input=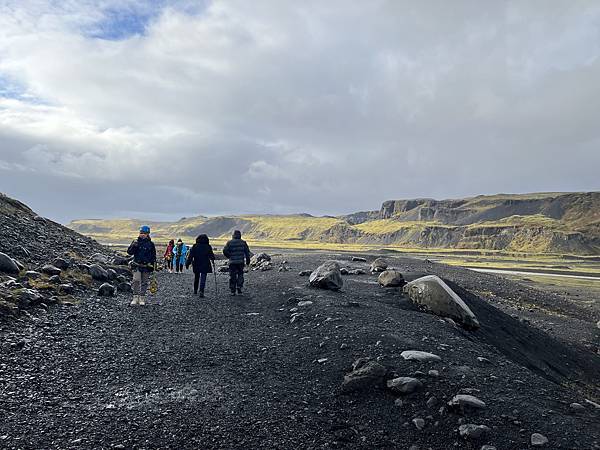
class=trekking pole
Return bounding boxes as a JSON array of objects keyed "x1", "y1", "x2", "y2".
[{"x1": 212, "y1": 261, "x2": 219, "y2": 299}]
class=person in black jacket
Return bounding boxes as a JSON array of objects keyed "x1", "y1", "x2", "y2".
[
  {"x1": 222, "y1": 230, "x2": 251, "y2": 296},
  {"x1": 127, "y1": 225, "x2": 157, "y2": 306},
  {"x1": 186, "y1": 234, "x2": 215, "y2": 297}
]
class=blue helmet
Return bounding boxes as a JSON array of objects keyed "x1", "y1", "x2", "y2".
[{"x1": 139, "y1": 225, "x2": 151, "y2": 234}]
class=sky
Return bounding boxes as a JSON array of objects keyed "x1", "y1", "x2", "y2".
[{"x1": 0, "y1": 1, "x2": 599, "y2": 223}]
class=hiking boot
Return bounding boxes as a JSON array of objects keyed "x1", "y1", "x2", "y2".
[
  {"x1": 199, "y1": 291, "x2": 205, "y2": 298},
  {"x1": 130, "y1": 295, "x2": 139, "y2": 306},
  {"x1": 138, "y1": 296, "x2": 146, "y2": 306},
  {"x1": 237, "y1": 288, "x2": 243, "y2": 296},
  {"x1": 230, "y1": 291, "x2": 236, "y2": 296}
]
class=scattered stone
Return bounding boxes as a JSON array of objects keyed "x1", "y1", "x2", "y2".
[
  {"x1": 297, "y1": 300, "x2": 313, "y2": 307},
  {"x1": 370, "y1": 258, "x2": 388, "y2": 273},
  {"x1": 349, "y1": 269, "x2": 366, "y2": 275},
  {"x1": 91, "y1": 253, "x2": 109, "y2": 264},
  {"x1": 426, "y1": 396, "x2": 438, "y2": 408},
  {"x1": 59, "y1": 284, "x2": 74, "y2": 294},
  {"x1": 531, "y1": 433, "x2": 548, "y2": 446},
  {"x1": 41, "y1": 265, "x2": 61, "y2": 276},
  {"x1": 386, "y1": 377, "x2": 423, "y2": 394},
  {"x1": 448, "y1": 394, "x2": 486, "y2": 412},
  {"x1": 250, "y1": 253, "x2": 271, "y2": 267},
  {"x1": 459, "y1": 424, "x2": 490, "y2": 439},
  {"x1": 569, "y1": 402, "x2": 585, "y2": 413},
  {"x1": 477, "y1": 357, "x2": 491, "y2": 364},
  {"x1": 403, "y1": 275, "x2": 480, "y2": 330},
  {"x1": 378, "y1": 270, "x2": 406, "y2": 287},
  {"x1": 89, "y1": 264, "x2": 109, "y2": 282},
  {"x1": 428, "y1": 370, "x2": 439, "y2": 377},
  {"x1": 23, "y1": 271, "x2": 41, "y2": 279},
  {"x1": 340, "y1": 267, "x2": 349, "y2": 275},
  {"x1": 53, "y1": 258, "x2": 70, "y2": 270},
  {"x1": 298, "y1": 270, "x2": 311, "y2": 276},
  {"x1": 401, "y1": 350, "x2": 442, "y2": 362},
  {"x1": 480, "y1": 446, "x2": 497, "y2": 450},
  {"x1": 98, "y1": 283, "x2": 115, "y2": 297},
  {"x1": 309, "y1": 261, "x2": 343, "y2": 291},
  {"x1": 412, "y1": 418, "x2": 425, "y2": 430},
  {"x1": 351, "y1": 256, "x2": 367, "y2": 262},
  {"x1": 341, "y1": 360, "x2": 386, "y2": 393},
  {"x1": 394, "y1": 398, "x2": 403, "y2": 407},
  {"x1": 48, "y1": 275, "x2": 61, "y2": 284}
]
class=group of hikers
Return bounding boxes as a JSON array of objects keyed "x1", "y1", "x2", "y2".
[{"x1": 126, "y1": 225, "x2": 251, "y2": 306}]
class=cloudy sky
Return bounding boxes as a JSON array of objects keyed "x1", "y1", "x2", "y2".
[{"x1": 1, "y1": 1, "x2": 599, "y2": 223}]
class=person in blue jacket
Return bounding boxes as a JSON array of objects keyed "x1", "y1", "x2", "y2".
[{"x1": 172, "y1": 239, "x2": 187, "y2": 273}]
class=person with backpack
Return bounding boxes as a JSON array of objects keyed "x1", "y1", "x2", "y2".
[
  {"x1": 164, "y1": 239, "x2": 175, "y2": 273},
  {"x1": 222, "y1": 230, "x2": 251, "y2": 296},
  {"x1": 186, "y1": 234, "x2": 215, "y2": 297},
  {"x1": 172, "y1": 239, "x2": 187, "y2": 273},
  {"x1": 127, "y1": 225, "x2": 157, "y2": 306}
]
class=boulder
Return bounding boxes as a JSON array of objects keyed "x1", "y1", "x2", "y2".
[
  {"x1": 89, "y1": 264, "x2": 109, "y2": 281},
  {"x1": 309, "y1": 261, "x2": 343, "y2": 291},
  {"x1": 0, "y1": 252, "x2": 20, "y2": 275},
  {"x1": 17, "y1": 288, "x2": 43, "y2": 308},
  {"x1": 386, "y1": 377, "x2": 423, "y2": 394},
  {"x1": 48, "y1": 275, "x2": 61, "y2": 284},
  {"x1": 112, "y1": 255, "x2": 129, "y2": 266},
  {"x1": 459, "y1": 424, "x2": 490, "y2": 439},
  {"x1": 117, "y1": 282, "x2": 132, "y2": 293},
  {"x1": 370, "y1": 258, "x2": 388, "y2": 272},
  {"x1": 341, "y1": 360, "x2": 387, "y2": 393},
  {"x1": 91, "y1": 253, "x2": 109, "y2": 264},
  {"x1": 98, "y1": 283, "x2": 115, "y2": 297},
  {"x1": 403, "y1": 275, "x2": 480, "y2": 330},
  {"x1": 340, "y1": 267, "x2": 349, "y2": 275},
  {"x1": 53, "y1": 258, "x2": 70, "y2": 270},
  {"x1": 106, "y1": 268, "x2": 118, "y2": 281},
  {"x1": 250, "y1": 253, "x2": 271, "y2": 266},
  {"x1": 41, "y1": 265, "x2": 61, "y2": 276},
  {"x1": 378, "y1": 270, "x2": 405, "y2": 287},
  {"x1": 401, "y1": 350, "x2": 442, "y2": 362}
]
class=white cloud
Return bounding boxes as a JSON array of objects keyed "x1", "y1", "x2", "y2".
[{"x1": 0, "y1": 0, "x2": 599, "y2": 222}]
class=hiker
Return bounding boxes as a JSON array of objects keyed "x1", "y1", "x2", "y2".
[
  {"x1": 164, "y1": 239, "x2": 175, "y2": 273},
  {"x1": 127, "y1": 225, "x2": 157, "y2": 306},
  {"x1": 173, "y1": 239, "x2": 187, "y2": 273},
  {"x1": 222, "y1": 230, "x2": 251, "y2": 296},
  {"x1": 186, "y1": 234, "x2": 215, "y2": 297}
]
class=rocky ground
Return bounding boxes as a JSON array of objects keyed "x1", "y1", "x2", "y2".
[{"x1": 1, "y1": 249, "x2": 599, "y2": 449}]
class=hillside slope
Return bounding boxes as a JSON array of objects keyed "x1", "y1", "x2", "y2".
[{"x1": 69, "y1": 192, "x2": 600, "y2": 255}]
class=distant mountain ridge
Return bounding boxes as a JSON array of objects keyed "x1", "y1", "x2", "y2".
[{"x1": 68, "y1": 192, "x2": 600, "y2": 255}]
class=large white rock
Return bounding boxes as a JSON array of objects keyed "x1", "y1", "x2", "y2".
[
  {"x1": 401, "y1": 350, "x2": 442, "y2": 362},
  {"x1": 309, "y1": 261, "x2": 343, "y2": 290},
  {"x1": 403, "y1": 275, "x2": 480, "y2": 330}
]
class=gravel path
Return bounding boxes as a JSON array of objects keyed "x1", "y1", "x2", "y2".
[{"x1": 1, "y1": 253, "x2": 599, "y2": 449}]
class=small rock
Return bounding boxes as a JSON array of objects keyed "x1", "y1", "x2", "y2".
[
  {"x1": 531, "y1": 433, "x2": 548, "y2": 446},
  {"x1": 341, "y1": 360, "x2": 386, "y2": 393},
  {"x1": 41, "y1": 265, "x2": 61, "y2": 276},
  {"x1": 569, "y1": 402, "x2": 585, "y2": 413},
  {"x1": 426, "y1": 396, "x2": 438, "y2": 408},
  {"x1": 98, "y1": 283, "x2": 115, "y2": 297},
  {"x1": 351, "y1": 256, "x2": 366, "y2": 262},
  {"x1": 459, "y1": 424, "x2": 490, "y2": 439},
  {"x1": 480, "y1": 446, "x2": 497, "y2": 450},
  {"x1": 340, "y1": 267, "x2": 349, "y2": 275},
  {"x1": 298, "y1": 270, "x2": 312, "y2": 276},
  {"x1": 448, "y1": 394, "x2": 486, "y2": 411},
  {"x1": 428, "y1": 370, "x2": 439, "y2": 377},
  {"x1": 24, "y1": 271, "x2": 41, "y2": 279},
  {"x1": 59, "y1": 284, "x2": 74, "y2": 294},
  {"x1": 53, "y1": 258, "x2": 70, "y2": 270},
  {"x1": 117, "y1": 282, "x2": 132, "y2": 293},
  {"x1": 412, "y1": 418, "x2": 425, "y2": 430},
  {"x1": 401, "y1": 350, "x2": 442, "y2": 362},
  {"x1": 297, "y1": 300, "x2": 313, "y2": 307},
  {"x1": 386, "y1": 377, "x2": 423, "y2": 394},
  {"x1": 309, "y1": 261, "x2": 343, "y2": 290},
  {"x1": 48, "y1": 275, "x2": 61, "y2": 284},
  {"x1": 106, "y1": 268, "x2": 118, "y2": 281}
]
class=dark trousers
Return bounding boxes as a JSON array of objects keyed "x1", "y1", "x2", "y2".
[
  {"x1": 194, "y1": 272, "x2": 207, "y2": 294},
  {"x1": 165, "y1": 258, "x2": 173, "y2": 270},
  {"x1": 176, "y1": 261, "x2": 183, "y2": 273},
  {"x1": 229, "y1": 263, "x2": 244, "y2": 292}
]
